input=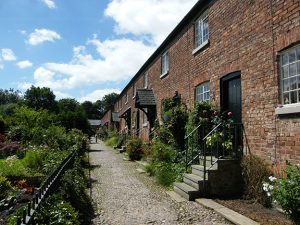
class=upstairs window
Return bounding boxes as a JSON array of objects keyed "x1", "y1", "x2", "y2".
[
  {"x1": 133, "y1": 84, "x2": 136, "y2": 98},
  {"x1": 161, "y1": 51, "x2": 169, "y2": 77},
  {"x1": 125, "y1": 93, "x2": 128, "y2": 104},
  {"x1": 144, "y1": 72, "x2": 148, "y2": 88},
  {"x1": 281, "y1": 45, "x2": 300, "y2": 105},
  {"x1": 194, "y1": 10, "x2": 209, "y2": 51},
  {"x1": 195, "y1": 81, "x2": 210, "y2": 102}
]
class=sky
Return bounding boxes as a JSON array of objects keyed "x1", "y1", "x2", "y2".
[{"x1": 0, "y1": 0, "x2": 197, "y2": 102}]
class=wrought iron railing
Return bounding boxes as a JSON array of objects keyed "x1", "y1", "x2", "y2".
[
  {"x1": 185, "y1": 123, "x2": 246, "y2": 173},
  {"x1": 16, "y1": 151, "x2": 76, "y2": 225}
]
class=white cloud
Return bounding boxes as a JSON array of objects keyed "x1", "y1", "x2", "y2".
[
  {"x1": 54, "y1": 91, "x2": 72, "y2": 100},
  {"x1": 2, "y1": 48, "x2": 17, "y2": 61},
  {"x1": 18, "y1": 82, "x2": 32, "y2": 90},
  {"x1": 79, "y1": 89, "x2": 121, "y2": 103},
  {"x1": 17, "y1": 60, "x2": 33, "y2": 69},
  {"x1": 27, "y1": 29, "x2": 61, "y2": 46},
  {"x1": 105, "y1": 0, "x2": 198, "y2": 45},
  {"x1": 29, "y1": 38, "x2": 154, "y2": 91},
  {"x1": 41, "y1": 0, "x2": 56, "y2": 9}
]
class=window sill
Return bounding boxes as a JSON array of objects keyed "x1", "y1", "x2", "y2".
[
  {"x1": 192, "y1": 40, "x2": 209, "y2": 55},
  {"x1": 143, "y1": 123, "x2": 148, "y2": 127},
  {"x1": 160, "y1": 71, "x2": 169, "y2": 79},
  {"x1": 275, "y1": 104, "x2": 300, "y2": 115}
]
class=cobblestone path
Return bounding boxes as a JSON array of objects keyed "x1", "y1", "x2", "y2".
[{"x1": 89, "y1": 140, "x2": 232, "y2": 225}]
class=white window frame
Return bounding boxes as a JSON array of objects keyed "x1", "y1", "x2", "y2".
[
  {"x1": 125, "y1": 93, "x2": 128, "y2": 104},
  {"x1": 193, "y1": 10, "x2": 209, "y2": 55},
  {"x1": 195, "y1": 81, "x2": 210, "y2": 103},
  {"x1": 144, "y1": 72, "x2": 148, "y2": 88},
  {"x1": 160, "y1": 51, "x2": 169, "y2": 78},
  {"x1": 276, "y1": 44, "x2": 300, "y2": 114},
  {"x1": 132, "y1": 84, "x2": 136, "y2": 99}
]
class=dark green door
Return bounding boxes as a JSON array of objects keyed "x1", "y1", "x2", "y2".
[{"x1": 221, "y1": 72, "x2": 242, "y2": 123}]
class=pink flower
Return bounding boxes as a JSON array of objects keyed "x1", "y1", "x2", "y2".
[{"x1": 227, "y1": 111, "x2": 233, "y2": 117}]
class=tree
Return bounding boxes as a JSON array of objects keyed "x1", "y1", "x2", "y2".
[
  {"x1": 102, "y1": 93, "x2": 119, "y2": 112},
  {"x1": 24, "y1": 86, "x2": 57, "y2": 112},
  {"x1": 58, "y1": 98, "x2": 80, "y2": 112},
  {"x1": 0, "y1": 88, "x2": 22, "y2": 105}
]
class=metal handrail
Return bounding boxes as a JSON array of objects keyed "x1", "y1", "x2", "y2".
[
  {"x1": 184, "y1": 123, "x2": 202, "y2": 139},
  {"x1": 202, "y1": 123, "x2": 222, "y2": 141},
  {"x1": 17, "y1": 151, "x2": 76, "y2": 225}
]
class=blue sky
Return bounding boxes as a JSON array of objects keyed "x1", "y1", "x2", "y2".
[{"x1": 0, "y1": 0, "x2": 197, "y2": 102}]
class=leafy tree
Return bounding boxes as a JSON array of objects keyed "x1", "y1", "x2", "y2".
[
  {"x1": 0, "y1": 88, "x2": 22, "y2": 105},
  {"x1": 58, "y1": 98, "x2": 80, "y2": 112},
  {"x1": 102, "y1": 93, "x2": 119, "y2": 111},
  {"x1": 24, "y1": 86, "x2": 57, "y2": 112}
]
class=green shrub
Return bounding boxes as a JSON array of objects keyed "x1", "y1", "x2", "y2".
[
  {"x1": 241, "y1": 155, "x2": 272, "y2": 207},
  {"x1": 59, "y1": 158, "x2": 94, "y2": 225},
  {"x1": 126, "y1": 138, "x2": 144, "y2": 161},
  {"x1": 150, "y1": 140, "x2": 175, "y2": 163},
  {"x1": 0, "y1": 176, "x2": 12, "y2": 199},
  {"x1": 0, "y1": 158, "x2": 28, "y2": 177},
  {"x1": 22, "y1": 150, "x2": 44, "y2": 172},
  {"x1": 105, "y1": 136, "x2": 119, "y2": 147},
  {"x1": 34, "y1": 195, "x2": 79, "y2": 225},
  {"x1": 272, "y1": 163, "x2": 300, "y2": 224},
  {"x1": 155, "y1": 162, "x2": 185, "y2": 187}
]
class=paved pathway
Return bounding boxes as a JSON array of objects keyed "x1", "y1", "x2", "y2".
[{"x1": 89, "y1": 140, "x2": 232, "y2": 225}]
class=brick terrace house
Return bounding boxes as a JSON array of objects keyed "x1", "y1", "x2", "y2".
[{"x1": 101, "y1": 0, "x2": 300, "y2": 164}]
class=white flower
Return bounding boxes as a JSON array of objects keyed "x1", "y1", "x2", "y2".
[
  {"x1": 267, "y1": 192, "x2": 271, "y2": 197},
  {"x1": 269, "y1": 176, "x2": 277, "y2": 182}
]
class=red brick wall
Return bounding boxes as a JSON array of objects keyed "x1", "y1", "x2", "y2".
[{"x1": 105, "y1": 0, "x2": 300, "y2": 163}]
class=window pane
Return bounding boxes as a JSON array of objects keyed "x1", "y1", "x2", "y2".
[
  {"x1": 283, "y1": 65, "x2": 289, "y2": 78},
  {"x1": 283, "y1": 79, "x2": 289, "y2": 92},
  {"x1": 290, "y1": 77, "x2": 297, "y2": 90},
  {"x1": 291, "y1": 91, "x2": 297, "y2": 103},
  {"x1": 289, "y1": 63, "x2": 297, "y2": 77},
  {"x1": 282, "y1": 53, "x2": 289, "y2": 65},
  {"x1": 289, "y1": 51, "x2": 296, "y2": 63},
  {"x1": 297, "y1": 48, "x2": 300, "y2": 60},
  {"x1": 297, "y1": 62, "x2": 300, "y2": 75},
  {"x1": 283, "y1": 93, "x2": 289, "y2": 104},
  {"x1": 297, "y1": 76, "x2": 300, "y2": 89}
]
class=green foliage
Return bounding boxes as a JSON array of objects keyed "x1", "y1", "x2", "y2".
[
  {"x1": 34, "y1": 195, "x2": 79, "y2": 225},
  {"x1": 24, "y1": 86, "x2": 57, "y2": 112},
  {"x1": 272, "y1": 163, "x2": 300, "y2": 224},
  {"x1": 0, "y1": 157, "x2": 28, "y2": 177},
  {"x1": 150, "y1": 139, "x2": 176, "y2": 163},
  {"x1": 161, "y1": 96, "x2": 188, "y2": 151},
  {"x1": 126, "y1": 138, "x2": 144, "y2": 160},
  {"x1": 60, "y1": 158, "x2": 94, "y2": 225},
  {"x1": 0, "y1": 88, "x2": 22, "y2": 105},
  {"x1": 0, "y1": 176, "x2": 12, "y2": 199},
  {"x1": 241, "y1": 155, "x2": 272, "y2": 207},
  {"x1": 151, "y1": 161, "x2": 185, "y2": 187},
  {"x1": 102, "y1": 92, "x2": 119, "y2": 111},
  {"x1": 105, "y1": 130, "x2": 120, "y2": 147}
]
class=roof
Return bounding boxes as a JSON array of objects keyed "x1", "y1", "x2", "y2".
[
  {"x1": 135, "y1": 89, "x2": 156, "y2": 107},
  {"x1": 118, "y1": 0, "x2": 207, "y2": 97},
  {"x1": 112, "y1": 112, "x2": 120, "y2": 122},
  {"x1": 88, "y1": 119, "x2": 101, "y2": 126}
]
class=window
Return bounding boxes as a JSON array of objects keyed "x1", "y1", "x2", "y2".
[
  {"x1": 194, "y1": 10, "x2": 209, "y2": 52},
  {"x1": 125, "y1": 93, "x2": 128, "y2": 104},
  {"x1": 161, "y1": 51, "x2": 169, "y2": 77},
  {"x1": 281, "y1": 45, "x2": 300, "y2": 105},
  {"x1": 195, "y1": 82, "x2": 210, "y2": 102},
  {"x1": 133, "y1": 84, "x2": 136, "y2": 98},
  {"x1": 143, "y1": 109, "x2": 148, "y2": 126},
  {"x1": 144, "y1": 72, "x2": 148, "y2": 88}
]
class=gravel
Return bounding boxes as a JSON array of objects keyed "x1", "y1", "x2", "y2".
[{"x1": 89, "y1": 141, "x2": 232, "y2": 225}]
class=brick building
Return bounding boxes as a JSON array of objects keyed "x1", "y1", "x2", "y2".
[{"x1": 101, "y1": 0, "x2": 300, "y2": 164}]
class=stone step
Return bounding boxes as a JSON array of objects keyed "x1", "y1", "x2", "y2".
[
  {"x1": 183, "y1": 173, "x2": 203, "y2": 189},
  {"x1": 173, "y1": 182, "x2": 202, "y2": 201},
  {"x1": 191, "y1": 164, "x2": 218, "y2": 177}
]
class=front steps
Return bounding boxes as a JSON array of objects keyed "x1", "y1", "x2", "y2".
[{"x1": 174, "y1": 159, "x2": 242, "y2": 201}]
